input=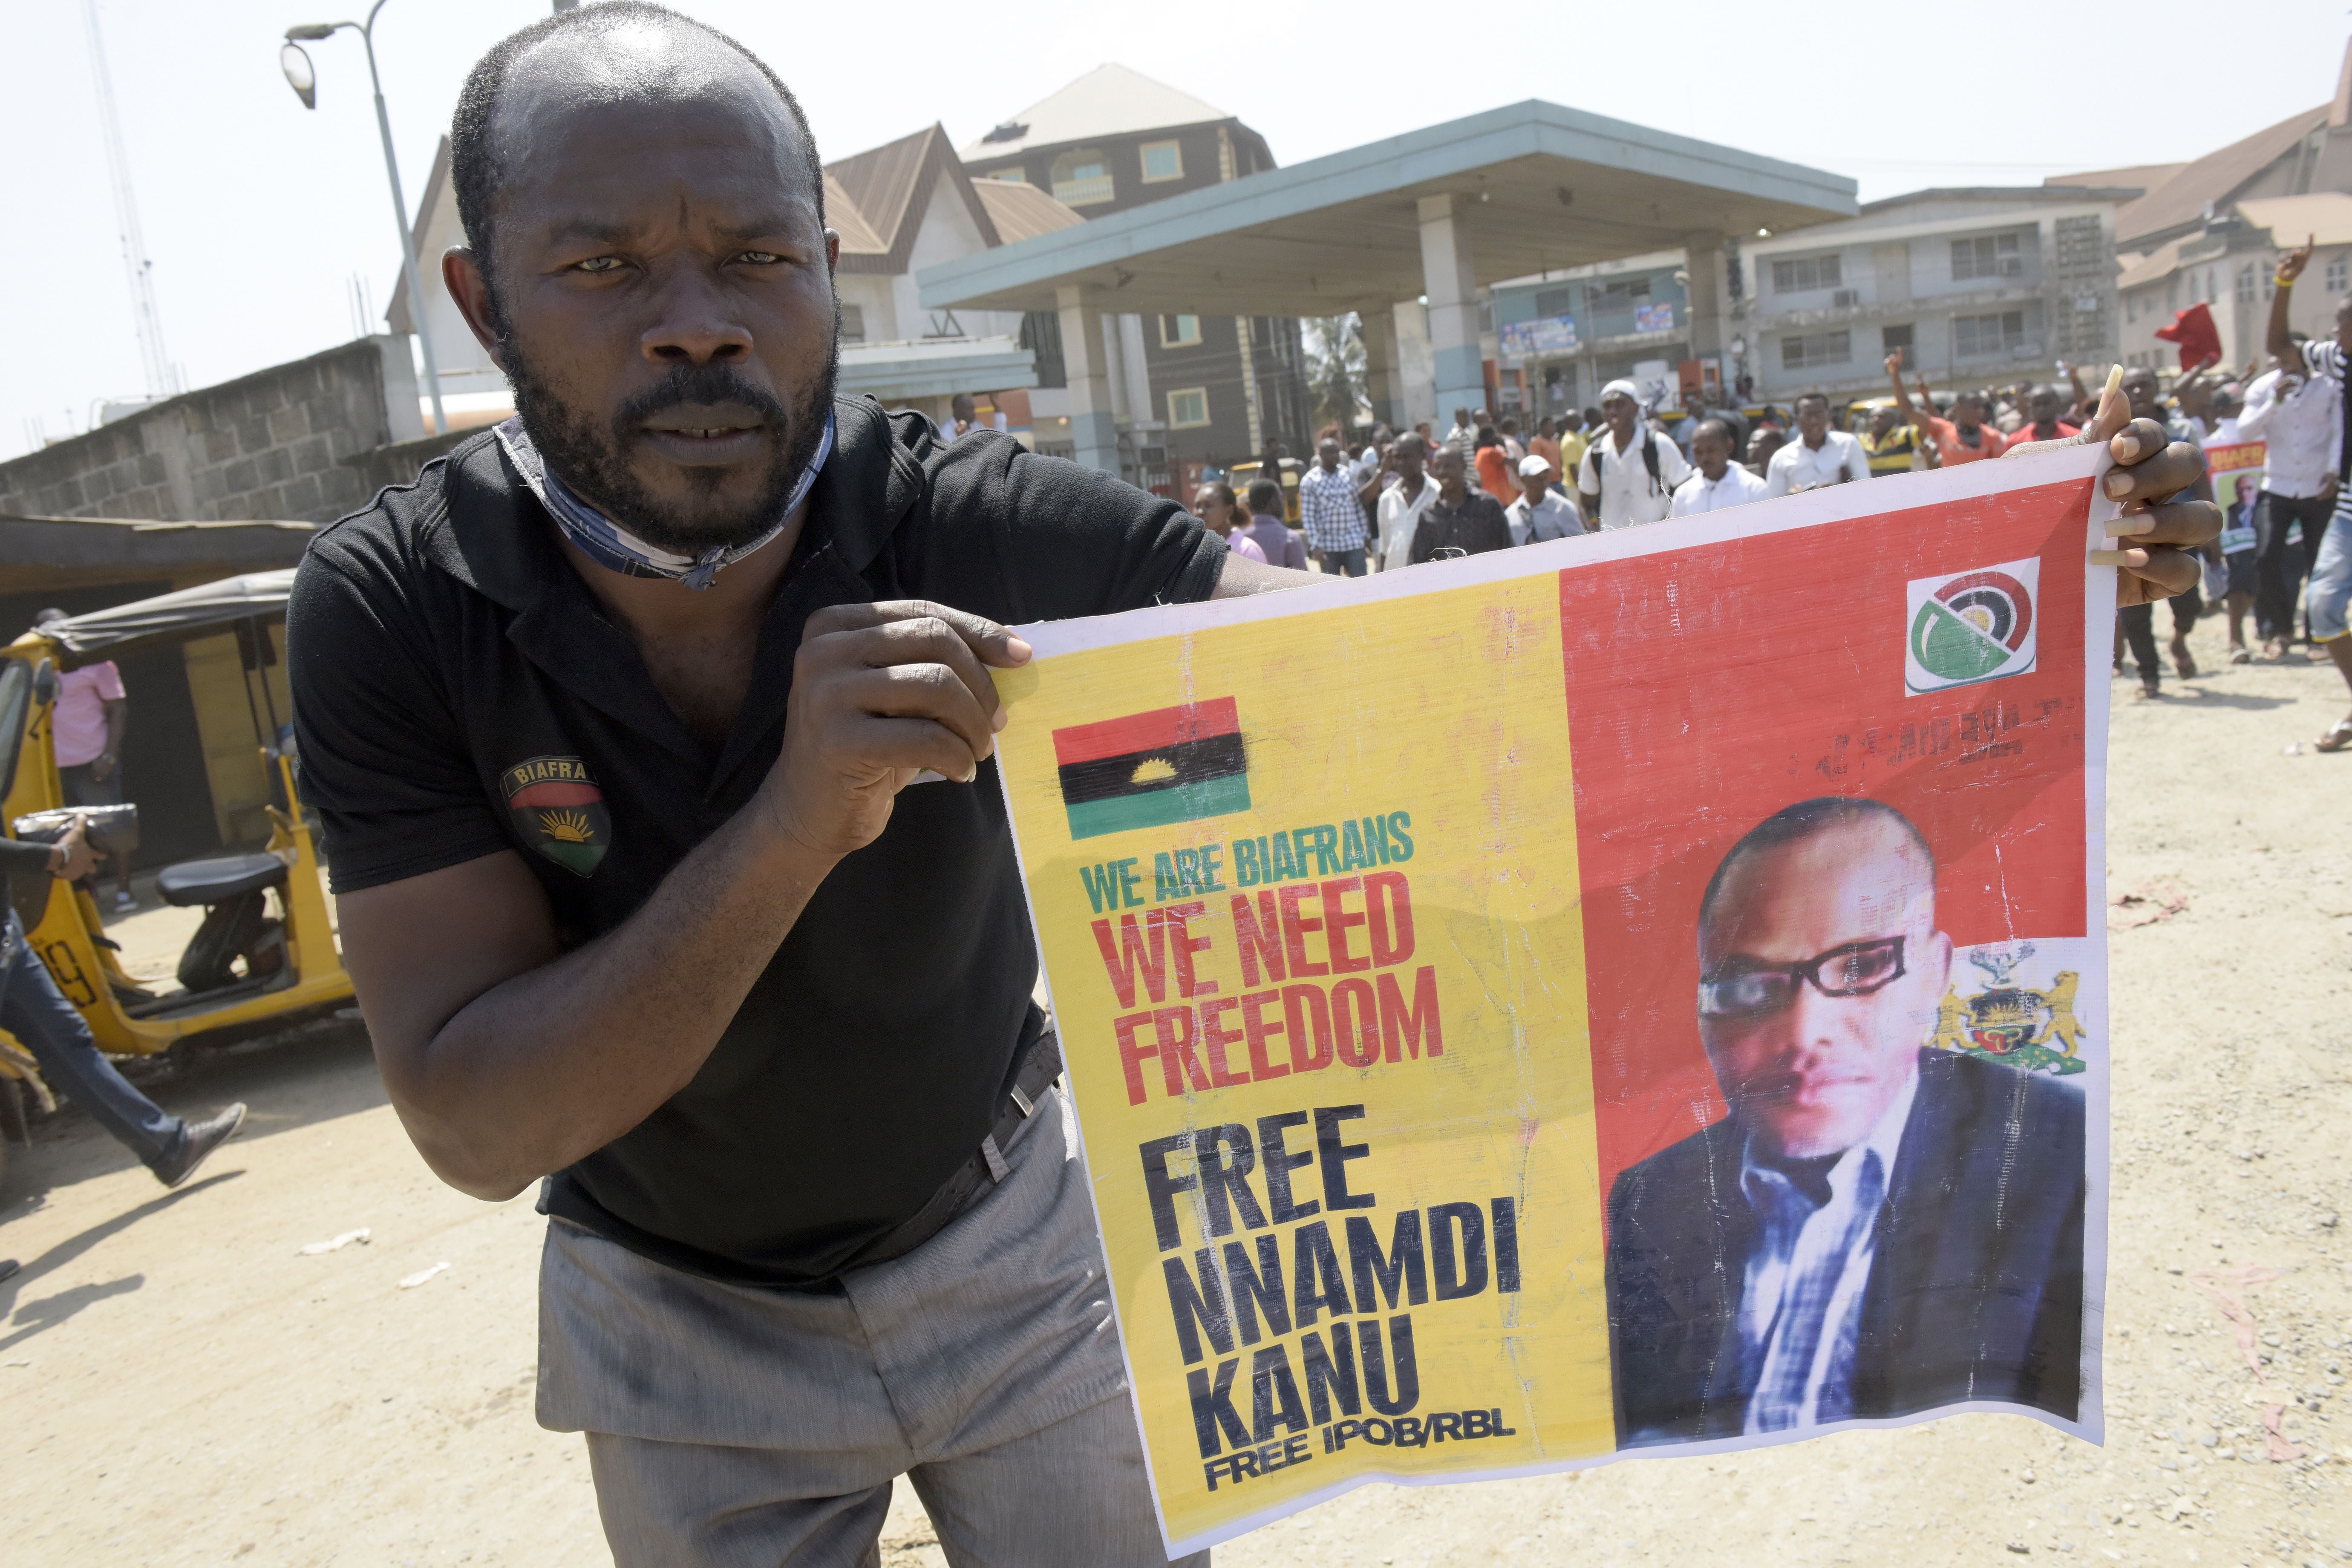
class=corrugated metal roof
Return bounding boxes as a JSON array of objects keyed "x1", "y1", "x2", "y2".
[
  {"x1": 2237, "y1": 191, "x2": 2352, "y2": 249},
  {"x1": 2044, "y1": 163, "x2": 2184, "y2": 196},
  {"x1": 2113, "y1": 107, "x2": 2329, "y2": 245},
  {"x1": 971, "y1": 179, "x2": 1087, "y2": 245}
]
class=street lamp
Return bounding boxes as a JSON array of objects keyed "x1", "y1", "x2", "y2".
[{"x1": 280, "y1": 2, "x2": 447, "y2": 435}]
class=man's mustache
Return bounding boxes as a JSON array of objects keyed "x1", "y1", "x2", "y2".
[{"x1": 614, "y1": 367, "x2": 792, "y2": 434}]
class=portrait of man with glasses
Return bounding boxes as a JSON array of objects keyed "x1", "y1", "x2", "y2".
[{"x1": 1603, "y1": 796, "x2": 2086, "y2": 1448}]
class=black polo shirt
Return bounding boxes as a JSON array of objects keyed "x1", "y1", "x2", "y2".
[{"x1": 287, "y1": 396, "x2": 1226, "y2": 1285}]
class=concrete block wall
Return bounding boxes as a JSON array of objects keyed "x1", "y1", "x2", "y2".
[{"x1": 0, "y1": 337, "x2": 424, "y2": 524}]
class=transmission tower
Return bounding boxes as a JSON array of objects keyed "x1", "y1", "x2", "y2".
[{"x1": 82, "y1": 0, "x2": 175, "y2": 399}]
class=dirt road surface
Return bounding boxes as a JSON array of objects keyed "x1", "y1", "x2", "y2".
[{"x1": 2, "y1": 611, "x2": 2346, "y2": 1567}]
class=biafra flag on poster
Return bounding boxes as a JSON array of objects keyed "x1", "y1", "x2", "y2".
[{"x1": 1051, "y1": 698, "x2": 1250, "y2": 841}]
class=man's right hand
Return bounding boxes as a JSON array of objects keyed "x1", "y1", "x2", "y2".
[
  {"x1": 2279, "y1": 236, "x2": 2315, "y2": 285},
  {"x1": 52, "y1": 815, "x2": 94, "y2": 881},
  {"x1": 759, "y1": 601, "x2": 1028, "y2": 861}
]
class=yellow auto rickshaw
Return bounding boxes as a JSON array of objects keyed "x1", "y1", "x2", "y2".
[
  {"x1": 1223, "y1": 456, "x2": 1305, "y2": 525},
  {"x1": 0, "y1": 570, "x2": 352, "y2": 1149}
]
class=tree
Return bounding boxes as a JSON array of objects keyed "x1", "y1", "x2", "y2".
[{"x1": 1304, "y1": 313, "x2": 1369, "y2": 433}]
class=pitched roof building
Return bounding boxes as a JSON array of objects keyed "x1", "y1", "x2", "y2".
[
  {"x1": 960, "y1": 65, "x2": 1309, "y2": 487},
  {"x1": 386, "y1": 123, "x2": 1083, "y2": 439},
  {"x1": 2078, "y1": 38, "x2": 2352, "y2": 373}
]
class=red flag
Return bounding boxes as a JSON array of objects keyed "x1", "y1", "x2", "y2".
[{"x1": 2153, "y1": 302, "x2": 2221, "y2": 372}]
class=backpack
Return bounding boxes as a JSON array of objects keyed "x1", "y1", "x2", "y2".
[{"x1": 1580, "y1": 430, "x2": 1666, "y2": 513}]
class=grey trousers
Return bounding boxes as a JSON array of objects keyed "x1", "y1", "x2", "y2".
[{"x1": 537, "y1": 1087, "x2": 1207, "y2": 1568}]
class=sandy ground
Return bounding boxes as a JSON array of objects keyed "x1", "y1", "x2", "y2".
[{"x1": 1, "y1": 608, "x2": 2347, "y2": 1568}]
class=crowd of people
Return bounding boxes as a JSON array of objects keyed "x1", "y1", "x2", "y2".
[{"x1": 1190, "y1": 259, "x2": 2347, "y2": 744}]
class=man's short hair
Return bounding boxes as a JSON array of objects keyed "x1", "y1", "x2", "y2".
[
  {"x1": 1794, "y1": 392, "x2": 1830, "y2": 414},
  {"x1": 1245, "y1": 478, "x2": 1285, "y2": 514},
  {"x1": 1394, "y1": 432, "x2": 1428, "y2": 457},
  {"x1": 1698, "y1": 796, "x2": 1936, "y2": 937},
  {"x1": 450, "y1": 2, "x2": 824, "y2": 291},
  {"x1": 1692, "y1": 418, "x2": 1735, "y2": 446}
]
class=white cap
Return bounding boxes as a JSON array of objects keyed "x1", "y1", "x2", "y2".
[
  {"x1": 1600, "y1": 378, "x2": 1641, "y2": 404},
  {"x1": 1518, "y1": 453, "x2": 1554, "y2": 477}
]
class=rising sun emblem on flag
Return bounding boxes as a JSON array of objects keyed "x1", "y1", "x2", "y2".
[
  {"x1": 1051, "y1": 699, "x2": 1250, "y2": 841},
  {"x1": 1903, "y1": 557, "x2": 2040, "y2": 695},
  {"x1": 501, "y1": 755, "x2": 611, "y2": 876}
]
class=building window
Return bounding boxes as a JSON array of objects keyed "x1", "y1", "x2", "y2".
[
  {"x1": 1954, "y1": 309, "x2": 2027, "y2": 358},
  {"x1": 985, "y1": 167, "x2": 1024, "y2": 184},
  {"x1": 1770, "y1": 254, "x2": 1842, "y2": 294},
  {"x1": 1158, "y1": 314, "x2": 1202, "y2": 348},
  {"x1": 2235, "y1": 264, "x2": 2257, "y2": 304},
  {"x1": 1167, "y1": 387, "x2": 1210, "y2": 428},
  {"x1": 2329, "y1": 255, "x2": 2350, "y2": 293},
  {"x1": 1140, "y1": 139, "x2": 1184, "y2": 183},
  {"x1": 1881, "y1": 323, "x2": 1914, "y2": 360},
  {"x1": 1050, "y1": 150, "x2": 1115, "y2": 207},
  {"x1": 1780, "y1": 330, "x2": 1851, "y2": 370},
  {"x1": 839, "y1": 304, "x2": 866, "y2": 343},
  {"x1": 1950, "y1": 232, "x2": 2024, "y2": 282}
]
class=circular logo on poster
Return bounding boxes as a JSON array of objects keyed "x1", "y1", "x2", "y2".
[{"x1": 1910, "y1": 569, "x2": 2034, "y2": 683}]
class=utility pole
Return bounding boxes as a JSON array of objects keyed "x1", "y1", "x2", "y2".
[{"x1": 81, "y1": 0, "x2": 176, "y2": 401}]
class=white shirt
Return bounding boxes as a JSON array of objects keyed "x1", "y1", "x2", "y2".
[
  {"x1": 2236, "y1": 367, "x2": 2342, "y2": 498},
  {"x1": 1764, "y1": 430, "x2": 1871, "y2": 496},
  {"x1": 1505, "y1": 490, "x2": 1585, "y2": 545},
  {"x1": 1738, "y1": 1066, "x2": 1918, "y2": 1433},
  {"x1": 1576, "y1": 423, "x2": 1692, "y2": 530},
  {"x1": 1378, "y1": 476, "x2": 1444, "y2": 571},
  {"x1": 1669, "y1": 463, "x2": 1772, "y2": 518}
]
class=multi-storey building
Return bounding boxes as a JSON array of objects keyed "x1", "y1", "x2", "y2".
[
  {"x1": 1734, "y1": 187, "x2": 2129, "y2": 406},
  {"x1": 958, "y1": 65, "x2": 1310, "y2": 484}
]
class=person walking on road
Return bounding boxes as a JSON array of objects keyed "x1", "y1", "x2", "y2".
[
  {"x1": 1240, "y1": 477, "x2": 1307, "y2": 571},
  {"x1": 32, "y1": 610, "x2": 135, "y2": 911},
  {"x1": 1378, "y1": 432, "x2": 1443, "y2": 571},
  {"x1": 1578, "y1": 380, "x2": 1691, "y2": 529},
  {"x1": 1298, "y1": 436, "x2": 1371, "y2": 576},
  {"x1": 2233, "y1": 353, "x2": 2339, "y2": 658},
  {"x1": 0, "y1": 816, "x2": 245, "y2": 1188},
  {"x1": 1669, "y1": 420, "x2": 1771, "y2": 517},
  {"x1": 1408, "y1": 448, "x2": 1513, "y2": 562},
  {"x1": 1506, "y1": 453, "x2": 1583, "y2": 544},
  {"x1": 2268, "y1": 237, "x2": 2352, "y2": 747},
  {"x1": 1764, "y1": 394, "x2": 1871, "y2": 495}
]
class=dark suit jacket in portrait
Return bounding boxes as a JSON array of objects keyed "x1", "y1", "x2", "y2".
[{"x1": 1604, "y1": 1049, "x2": 2085, "y2": 1447}]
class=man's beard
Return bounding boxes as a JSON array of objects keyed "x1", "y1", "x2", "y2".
[{"x1": 499, "y1": 310, "x2": 838, "y2": 558}]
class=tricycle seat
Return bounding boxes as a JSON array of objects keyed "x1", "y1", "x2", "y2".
[{"x1": 155, "y1": 853, "x2": 286, "y2": 908}]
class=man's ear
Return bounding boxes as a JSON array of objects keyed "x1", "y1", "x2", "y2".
[
  {"x1": 442, "y1": 247, "x2": 507, "y2": 370},
  {"x1": 1923, "y1": 928, "x2": 1954, "y2": 993}
]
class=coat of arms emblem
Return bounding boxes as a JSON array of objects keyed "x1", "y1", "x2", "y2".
[{"x1": 1929, "y1": 943, "x2": 2087, "y2": 1075}]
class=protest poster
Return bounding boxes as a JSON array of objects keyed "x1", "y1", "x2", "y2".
[{"x1": 990, "y1": 446, "x2": 2119, "y2": 1558}]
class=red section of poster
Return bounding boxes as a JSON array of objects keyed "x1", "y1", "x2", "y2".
[{"x1": 1559, "y1": 480, "x2": 2093, "y2": 1202}]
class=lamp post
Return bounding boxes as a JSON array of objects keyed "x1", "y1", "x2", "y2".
[{"x1": 281, "y1": 1, "x2": 447, "y2": 435}]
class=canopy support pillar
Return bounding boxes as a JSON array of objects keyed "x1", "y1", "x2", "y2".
[
  {"x1": 1056, "y1": 285, "x2": 1119, "y2": 474},
  {"x1": 1418, "y1": 194, "x2": 1484, "y2": 429}
]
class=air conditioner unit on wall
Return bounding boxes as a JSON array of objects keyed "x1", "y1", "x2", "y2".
[{"x1": 1832, "y1": 289, "x2": 1860, "y2": 308}]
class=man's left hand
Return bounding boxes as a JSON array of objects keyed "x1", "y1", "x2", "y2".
[
  {"x1": 2006, "y1": 376, "x2": 2220, "y2": 607},
  {"x1": 90, "y1": 751, "x2": 115, "y2": 783},
  {"x1": 52, "y1": 815, "x2": 95, "y2": 881}
]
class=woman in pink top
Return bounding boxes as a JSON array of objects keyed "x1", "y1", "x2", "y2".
[{"x1": 1195, "y1": 482, "x2": 1266, "y2": 562}]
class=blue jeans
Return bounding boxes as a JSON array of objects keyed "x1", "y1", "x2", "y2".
[
  {"x1": 1320, "y1": 547, "x2": 1368, "y2": 576},
  {"x1": 2309, "y1": 499, "x2": 2352, "y2": 643},
  {"x1": 2, "y1": 911, "x2": 183, "y2": 1169}
]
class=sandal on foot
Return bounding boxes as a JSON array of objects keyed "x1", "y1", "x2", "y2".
[
  {"x1": 2173, "y1": 648, "x2": 2197, "y2": 679},
  {"x1": 2230, "y1": 647, "x2": 2252, "y2": 664},
  {"x1": 2136, "y1": 680, "x2": 2161, "y2": 700},
  {"x1": 2318, "y1": 721, "x2": 2352, "y2": 753}
]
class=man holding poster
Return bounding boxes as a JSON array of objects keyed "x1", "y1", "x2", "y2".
[
  {"x1": 1604, "y1": 798, "x2": 2085, "y2": 1445},
  {"x1": 283, "y1": 6, "x2": 2219, "y2": 1559}
]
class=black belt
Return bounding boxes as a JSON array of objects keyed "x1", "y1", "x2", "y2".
[{"x1": 845, "y1": 1013, "x2": 1064, "y2": 1273}]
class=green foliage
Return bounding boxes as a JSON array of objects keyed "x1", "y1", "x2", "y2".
[{"x1": 1305, "y1": 313, "x2": 1369, "y2": 432}]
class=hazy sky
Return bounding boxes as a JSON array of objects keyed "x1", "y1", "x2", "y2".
[{"x1": 4, "y1": 0, "x2": 2348, "y2": 464}]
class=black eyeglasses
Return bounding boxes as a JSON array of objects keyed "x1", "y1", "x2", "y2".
[{"x1": 1697, "y1": 937, "x2": 1908, "y2": 1019}]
